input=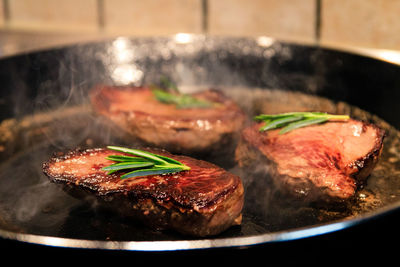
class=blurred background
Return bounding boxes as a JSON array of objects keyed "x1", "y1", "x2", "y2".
[{"x1": 0, "y1": 0, "x2": 399, "y2": 59}]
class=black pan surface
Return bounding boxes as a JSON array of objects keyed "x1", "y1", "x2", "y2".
[{"x1": 0, "y1": 36, "x2": 399, "y2": 253}]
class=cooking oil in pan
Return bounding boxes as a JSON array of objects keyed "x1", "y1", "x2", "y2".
[{"x1": 0, "y1": 87, "x2": 399, "y2": 240}]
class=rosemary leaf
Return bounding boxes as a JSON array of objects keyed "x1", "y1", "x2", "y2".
[
  {"x1": 279, "y1": 117, "x2": 328, "y2": 134},
  {"x1": 107, "y1": 146, "x2": 169, "y2": 165},
  {"x1": 103, "y1": 146, "x2": 191, "y2": 179},
  {"x1": 160, "y1": 75, "x2": 180, "y2": 93},
  {"x1": 259, "y1": 115, "x2": 303, "y2": 132},
  {"x1": 120, "y1": 167, "x2": 185, "y2": 179},
  {"x1": 102, "y1": 161, "x2": 154, "y2": 171},
  {"x1": 152, "y1": 89, "x2": 178, "y2": 105},
  {"x1": 254, "y1": 113, "x2": 298, "y2": 121},
  {"x1": 151, "y1": 76, "x2": 214, "y2": 109},
  {"x1": 152, "y1": 89, "x2": 214, "y2": 109},
  {"x1": 105, "y1": 155, "x2": 147, "y2": 162},
  {"x1": 255, "y1": 112, "x2": 350, "y2": 134},
  {"x1": 149, "y1": 153, "x2": 185, "y2": 166}
]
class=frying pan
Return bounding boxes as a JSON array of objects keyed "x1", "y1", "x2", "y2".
[{"x1": 0, "y1": 35, "x2": 399, "y2": 256}]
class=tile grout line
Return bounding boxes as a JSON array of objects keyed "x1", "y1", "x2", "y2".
[
  {"x1": 97, "y1": 0, "x2": 105, "y2": 32},
  {"x1": 315, "y1": 0, "x2": 322, "y2": 44},
  {"x1": 202, "y1": 0, "x2": 208, "y2": 34},
  {"x1": 3, "y1": 0, "x2": 10, "y2": 26}
]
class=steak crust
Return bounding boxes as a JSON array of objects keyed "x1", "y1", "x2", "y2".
[
  {"x1": 43, "y1": 148, "x2": 244, "y2": 236},
  {"x1": 235, "y1": 119, "x2": 385, "y2": 203},
  {"x1": 89, "y1": 86, "x2": 246, "y2": 154}
]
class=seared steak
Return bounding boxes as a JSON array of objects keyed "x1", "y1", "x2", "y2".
[
  {"x1": 43, "y1": 147, "x2": 244, "y2": 236},
  {"x1": 90, "y1": 86, "x2": 246, "y2": 154},
  {"x1": 235, "y1": 119, "x2": 385, "y2": 202}
]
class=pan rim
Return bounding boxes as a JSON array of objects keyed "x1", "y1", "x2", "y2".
[
  {"x1": 1, "y1": 33, "x2": 400, "y2": 67},
  {"x1": 0, "y1": 202, "x2": 398, "y2": 251}
]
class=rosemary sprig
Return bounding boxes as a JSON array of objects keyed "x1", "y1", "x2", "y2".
[
  {"x1": 151, "y1": 77, "x2": 215, "y2": 109},
  {"x1": 102, "y1": 146, "x2": 190, "y2": 179},
  {"x1": 152, "y1": 89, "x2": 214, "y2": 109},
  {"x1": 254, "y1": 112, "x2": 350, "y2": 134},
  {"x1": 160, "y1": 75, "x2": 179, "y2": 93}
]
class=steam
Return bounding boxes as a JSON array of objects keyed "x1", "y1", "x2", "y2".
[
  {"x1": 0, "y1": 143, "x2": 76, "y2": 234},
  {"x1": 13, "y1": 180, "x2": 72, "y2": 224},
  {"x1": 2, "y1": 36, "x2": 392, "y2": 240}
]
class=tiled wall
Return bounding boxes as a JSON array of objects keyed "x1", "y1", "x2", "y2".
[
  {"x1": 0, "y1": 0, "x2": 400, "y2": 50},
  {"x1": 321, "y1": 0, "x2": 400, "y2": 50},
  {"x1": 208, "y1": 0, "x2": 315, "y2": 43}
]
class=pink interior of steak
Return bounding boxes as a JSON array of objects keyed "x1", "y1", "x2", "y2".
[
  {"x1": 90, "y1": 86, "x2": 240, "y2": 119},
  {"x1": 242, "y1": 119, "x2": 384, "y2": 199},
  {"x1": 44, "y1": 148, "x2": 241, "y2": 212}
]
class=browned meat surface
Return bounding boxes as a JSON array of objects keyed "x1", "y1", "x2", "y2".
[
  {"x1": 90, "y1": 86, "x2": 246, "y2": 154},
  {"x1": 235, "y1": 119, "x2": 385, "y2": 202},
  {"x1": 43, "y1": 148, "x2": 244, "y2": 236}
]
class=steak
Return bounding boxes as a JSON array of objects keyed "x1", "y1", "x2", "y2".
[
  {"x1": 235, "y1": 119, "x2": 385, "y2": 202},
  {"x1": 43, "y1": 147, "x2": 244, "y2": 237},
  {"x1": 90, "y1": 86, "x2": 246, "y2": 154}
]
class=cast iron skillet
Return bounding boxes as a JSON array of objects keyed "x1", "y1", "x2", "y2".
[{"x1": 0, "y1": 35, "x2": 399, "y2": 252}]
